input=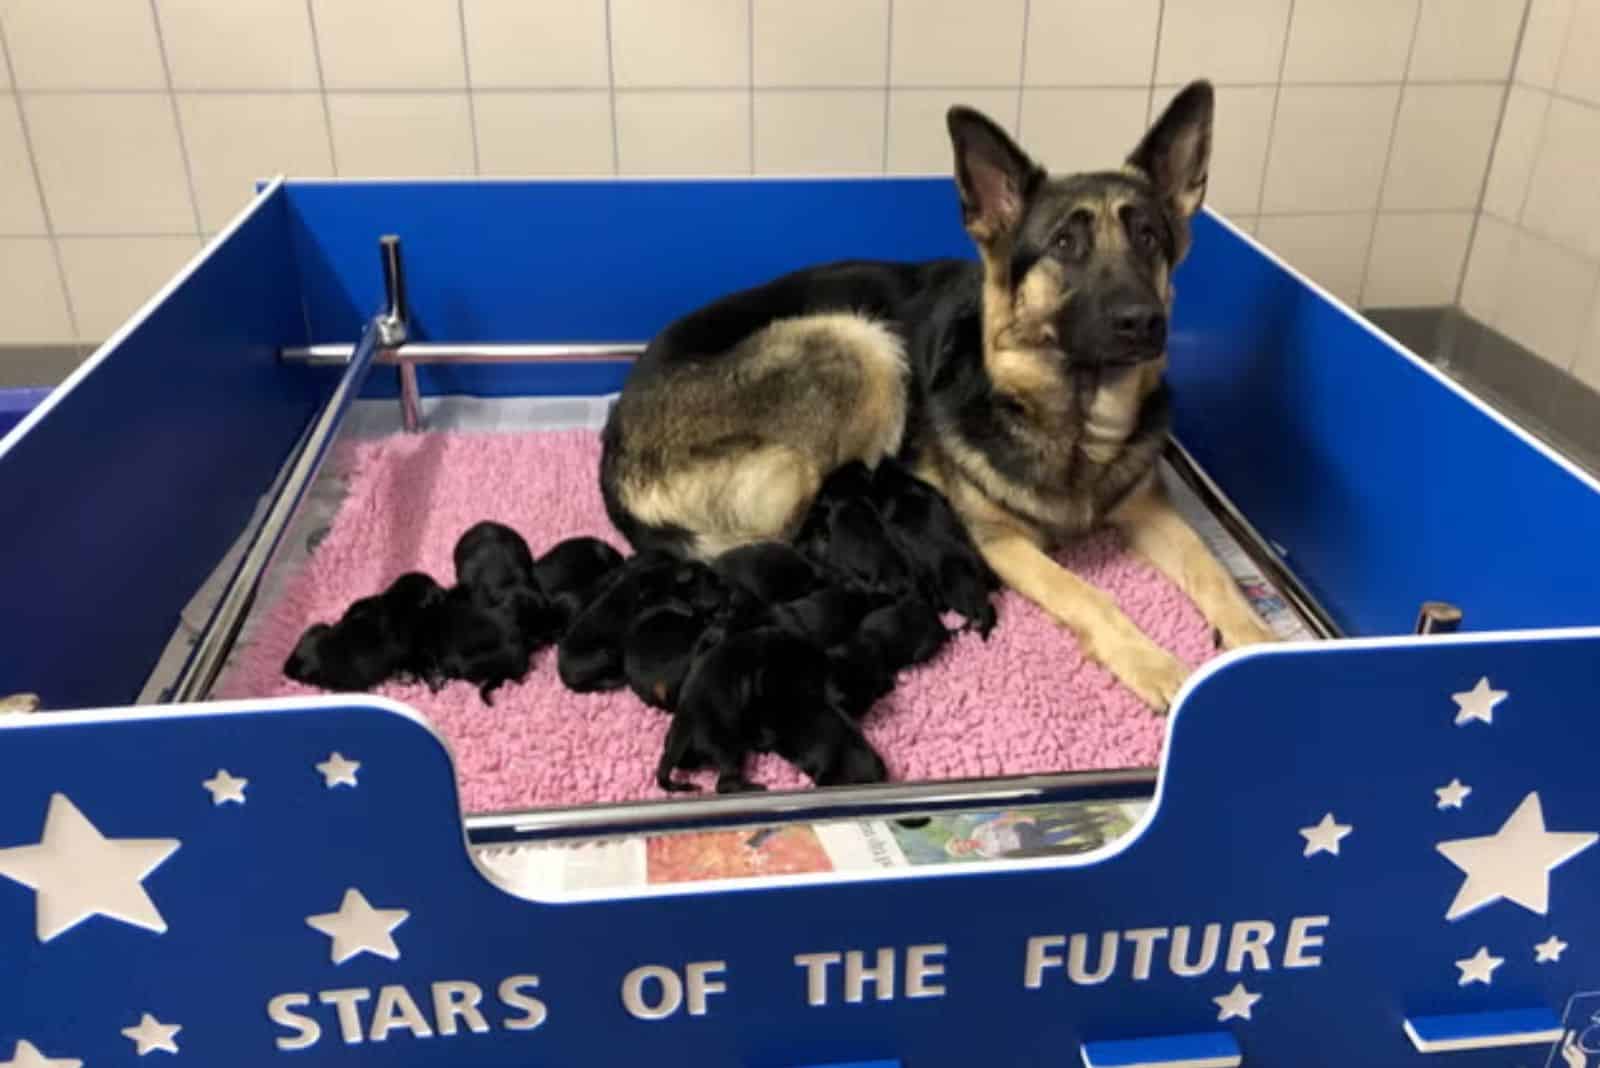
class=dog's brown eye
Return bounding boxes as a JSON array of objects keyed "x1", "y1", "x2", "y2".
[
  {"x1": 1055, "y1": 229, "x2": 1085, "y2": 258},
  {"x1": 1136, "y1": 225, "x2": 1159, "y2": 254}
]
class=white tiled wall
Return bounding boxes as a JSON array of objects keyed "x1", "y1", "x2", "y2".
[
  {"x1": 1462, "y1": 0, "x2": 1600, "y2": 388},
  {"x1": 0, "y1": 0, "x2": 1527, "y2": 348}
]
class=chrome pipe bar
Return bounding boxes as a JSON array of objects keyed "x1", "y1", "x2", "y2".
[
  {"x1": 464, "y1": 766, "x2": 1158, "y2": 844},
  {"x1": 169, "y1": 316, "x2": 388, "y2": 703},
  {"x1": 281, "y1": 341, "x2": 646, "y2": 366}
]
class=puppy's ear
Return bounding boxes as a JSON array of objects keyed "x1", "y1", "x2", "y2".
[
  {"x1": 1128, "y1": 79, "x2": 1213, "y2": 221},
  {"x1": 947, "y1": 105, "x2": 1044, "y2": 246}
]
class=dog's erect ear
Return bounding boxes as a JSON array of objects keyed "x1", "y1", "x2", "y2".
[
  {"x1": 1128, "y1": 79, "x2": 1214, "y2": 220},
  {"x1": 947, "y1": 105, "x2": 1044, "y2": 245}
]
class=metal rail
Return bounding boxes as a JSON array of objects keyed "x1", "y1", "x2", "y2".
[{"x1": 281, "y1": 341, "x2": 646, "y2": 366}]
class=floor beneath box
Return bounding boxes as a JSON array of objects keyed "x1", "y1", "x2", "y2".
[{"x1": 171, "y1": 396, "x2": 1312, "y2": 815}]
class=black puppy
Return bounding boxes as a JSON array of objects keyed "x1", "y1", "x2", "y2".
[
  {"x1": 424, "y1": 521, "x2": 555, "y2": 704},
  {"x1": 794, "y1": 462, "x2": 913, "y2": 593},
  {"x1": 712, "y1": 541, "x2": 820, "y2": 604},
  {"x1": 559, "y1": 553, "x2": 722, "y2": 692},
  {"x1": 871, "y1": 461, "x2": 999, "y2": 635},
  {"x1": 658, "y1": 627, "x2": 887, "y2": 794},
  {"x1": 532, "y1": 536, "x2": 626, "y2": 634},
  {"x1": 773, "y1": 585, "x2": 889, "y2": 648},
  {"x1": 623, "y1": 602, "x2": 714, "y2": 711},
  {"x1": 284, "y1": 571, "x2": 444, "y2": 691},
  {"x1": 857, "y1": 594, "x2": 948, "y2": 671}
]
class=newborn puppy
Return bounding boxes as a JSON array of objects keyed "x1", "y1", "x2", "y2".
[
  {"x1": 422, "y1": 582, "x2": 544, "y2": 704},
  {"x1": 774, "y1": 585, "x2": 889, "y2": 648},
  {"x1": 623, "y1": 603, "x2": 714, "y2": 711},
  {"x1": 454, "y1": 520, "x2": 536, "y2": 594},
  {"x1": 559, "y1": 553, "x2": 720, "y2": 692},
  {"x1": 871, "y1": 461, "x2": 999, "y2": 635},
  {"x1": 855, "y1": 594, "x2": 949, "y2": 672},
  {"x1": 532, "y1": 536, "x2": 626, "y2": 633},
  {"x1": 713, "y1": 541, "x2": 820, "y2": 604},
  {"x1": 658, "y1": 627, "x2": 888, "y2": 794},
  {"x1": 284, "y1": 571, "x2": 444, "y2": 691},
  {"x1": 795, "y1": 464, "x2": 913, "y2": 593}
]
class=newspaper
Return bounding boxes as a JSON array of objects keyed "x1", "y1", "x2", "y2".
[{"x1": 474, "y1": 798, "x2": 1153, "y2": 895}]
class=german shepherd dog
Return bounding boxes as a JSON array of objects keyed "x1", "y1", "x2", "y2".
[{"x1": 600, "y1": 81, "x2": 1274, "y2": 712}]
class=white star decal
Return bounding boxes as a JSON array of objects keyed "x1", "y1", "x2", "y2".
[
  {"x1": 1435, "y1": 779, "x2": 1471, "y2": 810},
  {"x1": 202, "y1": 769, "x2": 247, "y2": 806},
  {"x1": 316, "y1": 752, "x2": 360, "y2": 788},
  {"x1": 121, "y1": 1013, "x2": 181, "y2": 1055},
  {"x1": 1536, "y1": 935, "x2": 1569, "y2": 963},
  {"x1": 306, "y1": 887, "x2": 409, "y2": 963},
  {"x1": 0, "y1": 1041, "x2": 81, "y2": 1068},
  {"x1": 1213, "y1": 981, "x2": 1261, "y2": 1021},
  {"x1": 1455, "y1": 946, "x2": 1504, "y2": 985},
  {"x1": 1451, "y1": 677, "x2": 1507, "y2": 726},
  {"x1": 0, "y1": 793, "x2": 181, "y2": 942},
  {"x1": 1299, "y1": 812, "x2": 1353, "y2": 857},
  {"x1": 1436, "y1": 791, "x2": 1597, "y2": 920}
]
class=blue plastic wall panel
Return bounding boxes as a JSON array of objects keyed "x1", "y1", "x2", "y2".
[
  {"x1": 0, "y1": 188, "x2": 322, "y2": 709},
  {"x1": 1167, "y1": 213, "x2": 1600, "y2": 637},
  {"x1": 4, "y1": 630, "x2": 1600, "y2": 1065},
  {"x1": 0, "y1": 387, "x2": 48, "y2": 438},
  {"x1": 280, "y1": 178, "x2": 978, "y2": 399}
]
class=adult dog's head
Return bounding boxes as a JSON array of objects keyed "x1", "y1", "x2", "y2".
[{"x1": 947, "y1": 80, "x2": 1213, "y2": 394}]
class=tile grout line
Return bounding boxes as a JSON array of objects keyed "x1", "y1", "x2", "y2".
[
  {"x1": 146, "y1": 0, "x2": 205, "y2": 237},
  {"x1": 880, "y1": 0, "x2": 894, "y2": 172},
  {"x1": 746, "y1": 0, "x2": 755, "y2": 174},
  {"x1": 0, "y1": 14, "x2": 80, "y2": 344},
  {"x1": 1145, "y1": 1, "x2": 1165, "y2": 133},
  {"x1": 1013, "y1": 0, "x2": 1030, "y2": 135},
  {"x1": 305, "y1": 0, "x2": 340, "y2": 175},
  {"x1": 1354, "y1": 0, "x2": 1424, "y2": 307},
  {"x1": 1445, "y1": 0, "x2": 1537, "y2": 317},
  {"x1": 604, "y1": 0, "x2": 620, "y2": 175},
  {"x1": 458, "y1": 0, "x2": 481, "y2": 175},
  {"x1": 1512, "y1": 92, "x2": 1556, "y2": 227},
  {"x1": 1250, "y1": 0, "x2": 1297, "y2": 222}
]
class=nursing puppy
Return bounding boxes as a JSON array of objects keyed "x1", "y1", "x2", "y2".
[
  {"x1": 284, "y1": 571, "x2": 444, "y2": 691},
  {"x1": 559, "y1": 553, "x2": 721, "y2": 692},
  {"x1": 533, "y1": 536, "x2": 626, "y2": 634},
  {"x1": 600, "y1": 80, "x2": 1275, "y2": 712},
  {"x1": 871, "y1": 459, "x2": 998, "y2": 635}
]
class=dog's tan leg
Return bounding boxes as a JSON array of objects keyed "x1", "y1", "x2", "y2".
[
  {"x1": 1112, "y1": 484, "x2": 1277, "y2": 650},
  {"x1": 981, "y1": 535, "x2": 1190, "y2": 712}
]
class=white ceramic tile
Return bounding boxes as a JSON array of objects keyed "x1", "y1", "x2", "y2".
[
  {"x1": 611, "y1": 0, "x2": 748, "y2": 88},
  {"x1": 179, "y1": 94, "x2": 332, "y2": 231},
  {"x1": 614, "y1": 91, "x2": 749, "y2": 175},
  {"x1": 25, "y1": 94, "x2": 194, "y2": 234},
  {"x1": 1362, "y1": 212, "x2": 1472, "y2": 306},
  {"x1": 1020, "y1": 88, "x2": 1149, "y2": 176},
  {"x1": 886, "y1": 88, "x2": 1014, "y2": 174},
  {"x1": 1459, "y1": 213, "x2": 1515, "y2": 320},
  {"x1": 891, "y1": 0, "x2": 1026, "y2": 87},
  {"x1": 1023, "y1": 0, "x2": 1158, "y2": 87},
  {"x1": 1157, "y1": 0, "x2": 1291, "y2": 85},
  {"x1": 1482, "y1": 86, "x2": 1549, "y2": 221},
  {"x1": 327, "y1": 93, "x2": 474, "y2": 176},
  {"x1": 1381, "y1": 85, "x2": 1501, "y2": 212},
  {"x1": 1261, "y1": 86, "x2": 1399, "y2": 214},
  {"x1": 58, "y1": 236, "x2": 200, "y2": 341},
  {"x1": 1, "y1": 0, "x2": 165, "y2": 89},
  {"x1": 464, "y1": 0, "x2": 608, "y2": 88},
  {"x1": 1229, "y1": 214, "x2": 1258, "y2": 235},
  {"x1": 1409, "y1": 0, "x2": 1523, "y2": 81},
  {"x1": 1492, "y1": 231, "x2": 1599, "y2": 366},
  {"x1": 0, "y1": 239, "x2": 71, "y2": 342},
  {"x1": 1149, "y1": 84, "x2": 1272, "y2": 217},
  {"x1": 1556, "y1": 0, "x2": 1600, "y2": 105},
  {"x1": 158, "y1": 0, "x2": 319, "y2": 89},
  {"x1": 474, "y1": 91, "x2": 613, "y2": 175},
  {"x1": 1283, "y1": 0, "x2": 1416, "y2": 83},
  {"x1": 754, "y1": 90, "x2": 883, "y2": 174},
  {"x1": 1517, "y1": 0, "x2": 1574, "y2": 89},
  {"x1": 1522, "y1": 97, "x2": 1600, "y2": 260},
  {"x1": 313, "y1": 0, "x2": 464, "y2": 89},
  {"x1": 753, "y1": 0, "x2": 887, "y2": 87},
  {"x1": 0, "y1": 28, "x2": 9, "y2": 87},
  {"x1": 1571, "y1": 292, "x2": 1600, "y2": 390},
  {"x1": 1255, "y1": 213, "x2": 1372, "y2": 305},
  {"x1": 0, "y1": 95, "x2": 43, "y2": 234}
]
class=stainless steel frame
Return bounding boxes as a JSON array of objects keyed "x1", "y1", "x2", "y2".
[{"x1": 164, "y1": 295, "x2": 1333, "y2": 842}]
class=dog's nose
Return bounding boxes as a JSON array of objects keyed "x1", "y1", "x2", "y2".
[{"x1": 1108, "y1": 303, "x2": 1166, "y2": 348}]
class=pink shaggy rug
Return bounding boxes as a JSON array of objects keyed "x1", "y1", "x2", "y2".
[{"x1": 215, "y1": 430, "x2": 1216, "y2": 813}]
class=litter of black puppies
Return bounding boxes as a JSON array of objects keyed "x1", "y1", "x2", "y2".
[{"x1": 285, "y1": 456, "x2": 997, "y2": 795}]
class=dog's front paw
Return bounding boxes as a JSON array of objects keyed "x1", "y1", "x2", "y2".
[{"x1": 1110, "y1": 640, "x2": 1190, "y2": 714}]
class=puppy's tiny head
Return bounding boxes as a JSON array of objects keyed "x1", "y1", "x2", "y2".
[{"x1": 283, "y1": 623, "x2": 334, "y2": 683}]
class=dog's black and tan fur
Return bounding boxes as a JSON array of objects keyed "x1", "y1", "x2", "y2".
[{"x1": 600, "y1": 81, "x2": 1274, "y2": 711}]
